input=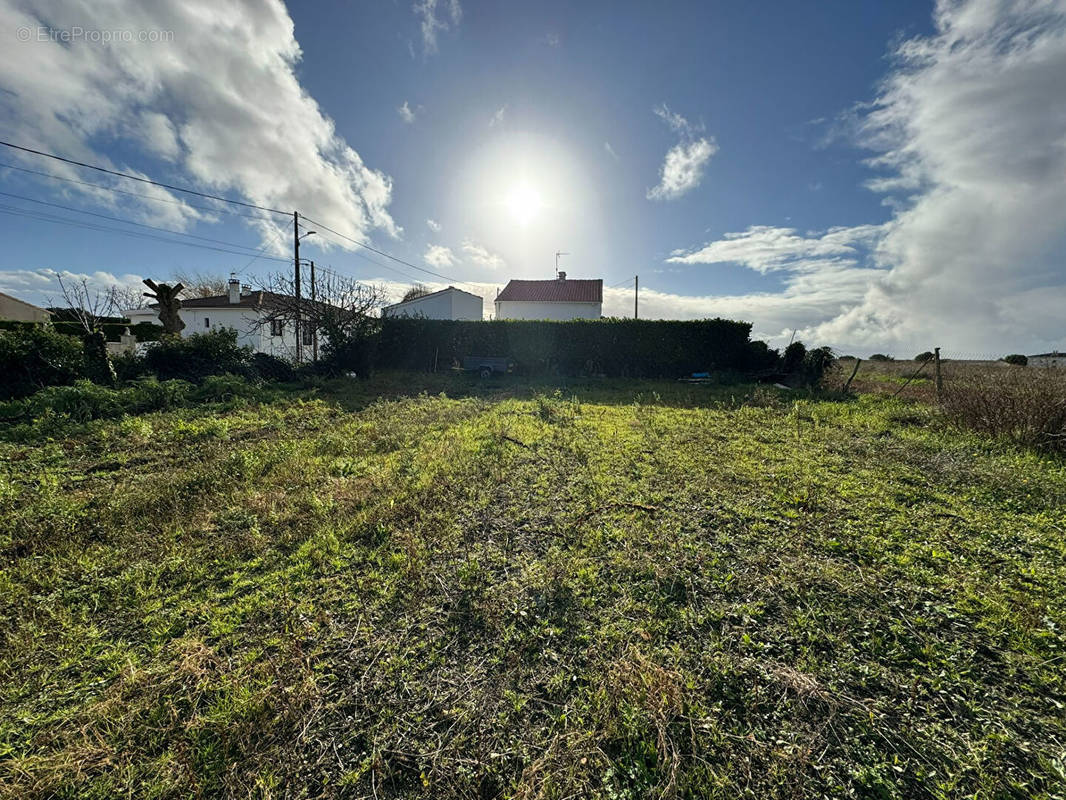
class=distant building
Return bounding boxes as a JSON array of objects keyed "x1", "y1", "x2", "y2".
[
  {"x1": 382, "y1": 286, "x2": 483, "y2": 320},
  {"x1": 125, "y1": 277, "x2": 306, "y2": 358},
  {"x1": 0, "y1": 291, "x2": 51, "y2": 323},
  {"x1": 494, "y1": 273, "x2": 602, "y2": 320},
  {"x1": 1028, "y1": 351, "x2": 1066, "y2": 368}
]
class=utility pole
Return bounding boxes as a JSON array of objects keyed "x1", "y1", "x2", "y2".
[
  {"x1": 555, "y1": 251, "x2": 569, "y2": 278},
  {"x1": 634, "y1": 275, "x2": 638, "y2": 319},
  {"x1": 309, "y1": 260, "x2": 317, "y2": 362},
  {"x1": 293, "y1": 211, "x2": 302, "y2": 363}
]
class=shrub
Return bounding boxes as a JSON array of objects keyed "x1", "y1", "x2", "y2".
[
  {"x1": 193, "y1": 374, "x2": 265, "y2": 403},
  {"x1": 915, "y1": 351, "x2": 934, "y2": 362},
  {"x1": 22, "y1": 380, "x2": 123, "y2": 422},
  {"x1": 802, "y1": 346, "x2": 836, "y2": 387},
  {"x1": 1002, "y1": 354, "x2": 1028, "y2": 366},
  {"x1": 941, "y1": 368, "x2": 1066, "y2": 450},
  {"x1": 869, "y1": 353, "x2": 894, "y2": 362},
  {"x1": 782, "y1": 341, "x2": 807, "y2": 374},
  {"x1": 141, "y1": 329, "x2": 255, "y2": 381},
  {"x1": 0, "y1": 326, "x2": 85, "y2": 399},
  {"x1": 252, "y1": 352, "x2": 297, "y2": 382}
]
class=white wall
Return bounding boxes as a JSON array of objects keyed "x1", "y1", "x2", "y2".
[
  {"x1": 494, "y1": 300, "x2": 602, "y2": 320},
  {"x1": 124, "y1": 306, "x2": 303, "y2": 359},
  {"x1": 385, "y1": 289, "x2": 484, "y2": 320},
  {"x1": 450, "y1": 291, "x2": 484, "y2": 320}
]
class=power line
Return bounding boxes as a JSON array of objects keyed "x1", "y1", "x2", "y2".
[
  {"x1": 0, "y1": 139, "x2": 290, "y2": 216},
  {"x1": 608, "y1": 277, "x2": 635, "y2": 289},
  {"x1": 0, "y1": 189, "x2": 281, "y2": 254},
  {"x1": 0, "y1": 160, "x2": 278, "y2": 222},
  {"x1": 299, "y1": 213, "x2": 480, "y2": 290},
  {"x1": 0, "y1": 202, "x2": 290, "y2": 262}
]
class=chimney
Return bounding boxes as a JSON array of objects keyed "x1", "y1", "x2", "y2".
[
  {"x1": 557, "y1": 271, "x2": 566, "y2": 281},
  {"x1": 227, "y1": 273, "x2": 240, "y2": 304}
]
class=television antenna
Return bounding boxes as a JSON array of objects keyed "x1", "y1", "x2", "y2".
[{"x1": 555, "y1": 251, "x2": 569, "y2": 278}]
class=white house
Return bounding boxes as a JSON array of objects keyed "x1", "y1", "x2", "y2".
[
  {"x1": 382, "y1": 286, "x2": 483, "y2": 320},
  {"x1": 494, "y1": 273, "x2": 602, "y2": 320},
  {"x1": 125, "y1": 278, "x2": 307, "y2": 359},
  {"x1": 1029, "y1": 351, "x2": 1066, "y2": 368}
]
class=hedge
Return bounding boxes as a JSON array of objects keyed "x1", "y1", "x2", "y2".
[
  {"x1": 0, "y1": 319, "x2": 162, "y2": 342},
  {"x1": 375, "y1": 317, "x2": 770, "y2": 377}
]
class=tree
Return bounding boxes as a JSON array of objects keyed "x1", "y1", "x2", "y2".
[
  {"x1": 914, "y1": 351, "x2": 934, "y2": 362},
  {"x1": 142, "y1": 279, "x2": 186, "y2": 335},
  {"x1": 782, "y1": 341, "x2": 807, "y2": 373},
  {"x1": 1002, "y1": 354, "x2": 1028, "y2": 366},
  {"x1": 869, "y1": 353, "x2": 894, "y2": 362},
  {"x1": 256, "y1": 271, "x2": 387, "y2": 373},
  {"x1": 173, "y1": 271, "x2": 228, "y2": 298},
  {"x1": 54, "y1": 274, "x2": 118, "y2": 386},
  {"x1": 402, "y1": 283, "x2": 432, "y2": 302}
]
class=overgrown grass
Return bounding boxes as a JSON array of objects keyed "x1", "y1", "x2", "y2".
[{"x1": 1, "y1": 375, "x2": 1064, "y2": 798}]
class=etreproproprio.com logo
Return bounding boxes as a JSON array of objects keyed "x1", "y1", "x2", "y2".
[{"x1": 16, "y1": 26, "x2": 175, "y2": 43}]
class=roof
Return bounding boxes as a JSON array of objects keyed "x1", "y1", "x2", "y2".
[
  {"x1": 383, "y1": 285, "x2": 482, "y2": 311},
  {"x1": 138, "y1": 290, "x2": 325, "y2": 312},
  {"x1": 175, "y1": 290, "x2": 286, "y2": 309},
  {"x1": 496, "y1": 278, "x2": 603, "y2": 303}
]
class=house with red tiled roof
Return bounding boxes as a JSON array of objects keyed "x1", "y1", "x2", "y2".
[{"x1": 494, "y1": 273, "x2": 602, "y2": 320}]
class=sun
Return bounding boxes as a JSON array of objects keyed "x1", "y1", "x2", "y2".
[{"x1": 504, "y1": 182, "x2": 543, "y2": 226}]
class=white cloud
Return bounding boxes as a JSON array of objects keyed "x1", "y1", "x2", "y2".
[
  {"x1": 661, "y1": 1, "x2": 1066, "y2": 355},
  {"x1": 424, "y1": 244, "x2": 456, "y2": 268},
  {"x1": 812, "y1": 0, "x2": 1066, "y2": 354},
  {"x1": 426, "y1": 218, "x2": 442, "y2": 232},
  {"x1": 541, "y1": 32, "x2": 561, "y2": 47},
  {"x1": 489, "y1": 105, "x2": 507, "y2": 127},
  {"x1": 397, "y1": 101, "x2": 417, "y2": 124},
  {"x1": 0, "y1": 268, "x2": 146, "y2": 308},
  {"x1": 647, "y1": 105, "x2": 717, "y2": 201},
  {"x1": 647, "y1": 139, "x2": 717, "y2": 201},
  {"x1": 0, "y1": 0, "x2": 398, "y2": 255},
  {"x1": 461, "y1": 239, "x2": 506, "y2": 270},
  {"x1": 668, "y1": 224, "x2": 885, "y2": 274},
  {"x1": 604, "y1": 141, "x2": 619, "y2": 160},
  {"x1": 653, "y1": 104, "x2": 702, "y2": 136},
  {"x1": 601, "y1": 270, "x2": 876, "y2": 348},
  {"x1": 414, "y1": 0, "x2": 462, "y2": 56}
]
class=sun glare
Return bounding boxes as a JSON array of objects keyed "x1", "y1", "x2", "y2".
[{"x1": 504, "y1": 182, "x2": 543, "y2": 225}]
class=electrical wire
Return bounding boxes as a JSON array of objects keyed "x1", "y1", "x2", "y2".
[
  {"x1": 299, "y1": 213, "x2": 481, "y2": 290},
  {"x1": 0, "y1": 203, "x2": 289, "y2": 262},
  {"x1": 0, "y1": 189, "x2": 282, "y2": 253},
  {"x1": 0, "y1": 139, "x2": 290, "y2": 216},
  {"x1": 0, "y1": 160, "x2": 279, "y2": 222}
]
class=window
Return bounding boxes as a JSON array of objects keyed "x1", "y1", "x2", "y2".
[
  {"x1": 203, "y1": 317, "x2": 210, "y2": 328},
  {"x1": 270, "y1": 319, "x2": 283, "y2": 337},
  {"x1": 302, "y1": 326, "x2": 314, "y2": 346}
]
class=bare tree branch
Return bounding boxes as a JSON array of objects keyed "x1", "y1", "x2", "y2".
[
  {"x1": 55, "y1": 275, "x2": 119, "y2": 334},
  {"x1": 173, "y1": 271, "x2": 228, "y2": 298},
  {"x1": 255, "y1": 271, "x2": 387, "y2": 369}
]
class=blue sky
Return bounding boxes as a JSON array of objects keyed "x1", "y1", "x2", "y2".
[{"x1": 1, "y1": 0, "x2": 1065, "y2": 355}]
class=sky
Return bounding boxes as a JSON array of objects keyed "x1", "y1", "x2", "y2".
[{"x1": 1, "y1": 0, "x2": 1065, "y2": 357}]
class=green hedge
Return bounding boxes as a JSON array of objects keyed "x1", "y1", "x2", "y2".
[
  {"x1": 375, "y1": 318, "x2": 768, "y2": 377},
  {"x1": 0, "y1": 319, "x2": 162, "y2": 342}
]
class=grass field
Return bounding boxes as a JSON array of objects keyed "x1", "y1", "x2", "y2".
[{"x1": 1, "y1": 373, "x2": 1065, "y2": 798}]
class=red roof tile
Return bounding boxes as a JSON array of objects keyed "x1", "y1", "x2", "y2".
[{"x1": 496, "y1": 279, "x2": 603, "y2": 303}]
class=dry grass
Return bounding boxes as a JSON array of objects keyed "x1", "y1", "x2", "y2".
[{"x1": 833, "y1": 358, "x2": 1066, "y2": 450}]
